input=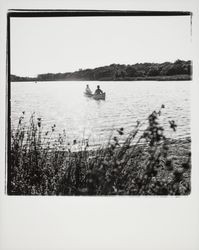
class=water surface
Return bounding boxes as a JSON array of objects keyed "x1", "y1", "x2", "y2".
[{"x1": 11, "y1": 81, "x2": 190, "y2": 147}]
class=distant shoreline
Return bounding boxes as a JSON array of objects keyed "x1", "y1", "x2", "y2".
[
  {"x1": 11, "y1": 59, "x2": 192, "y2": 82},
  {"x1": 11, "y1": 74, "x2": 191, "y2": 82}
]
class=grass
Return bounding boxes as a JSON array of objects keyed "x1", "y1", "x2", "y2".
[{"x1": 8, "y1": 105, "x2": 191, "y2": 195}]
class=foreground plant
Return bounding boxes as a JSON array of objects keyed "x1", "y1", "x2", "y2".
[{"x1": 9, "y1": 106, "x2": 191, "y2": 195}]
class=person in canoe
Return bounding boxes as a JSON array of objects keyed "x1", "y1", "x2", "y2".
[
  {"x1": 94, "y1": 85, "x2": 103, "y2": 95},
  {"x1": 85, "y1": 84, "x2": 92, "y2": 95}
]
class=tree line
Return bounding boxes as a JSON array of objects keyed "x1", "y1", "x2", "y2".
[{"x1": 11, "y1": 59, "x2": 192, "y2": 82}]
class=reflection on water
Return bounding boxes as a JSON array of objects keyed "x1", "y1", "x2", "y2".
[{"x1": 11, "y1": 81, "x2": 190, "y2": 146}]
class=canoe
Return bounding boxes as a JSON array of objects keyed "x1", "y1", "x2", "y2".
[
  {"x1": 93, "y1": 92, "x2": 106, "y2": 100},
  {"x1": 84, "y1": 92, "x2": 106, "y2": 100},
  {"x1": 84, "y1": 92, "x2": 93, "y2": 97}
]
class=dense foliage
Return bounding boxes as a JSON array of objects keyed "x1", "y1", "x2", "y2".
[
  {"x1": 11, "y1": 60, "x2": 192, "y2": 82},
  {"x1": 9, "y1": 106, "x2": 191, "y2": 195}
]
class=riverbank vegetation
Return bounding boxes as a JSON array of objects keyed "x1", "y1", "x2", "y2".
[
  {"x1": 8, "y1": 106, "x2": 191, "y2": 195},
  {"x1": 11, "y1": 59, "x2": 192, "y2": 82}
]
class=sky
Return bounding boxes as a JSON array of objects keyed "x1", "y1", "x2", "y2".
[{"x1": 11, "y1": 16, "x2": 192, "y2": 77}]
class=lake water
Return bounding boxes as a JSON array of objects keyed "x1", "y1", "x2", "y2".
[{"x1": 11, "y1": 81, "x2": 190, "y2": 148}]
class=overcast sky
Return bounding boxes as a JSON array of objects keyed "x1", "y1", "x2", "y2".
[{"x1": 11, "y1": 16, "x2": 191, "y2": 77}]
